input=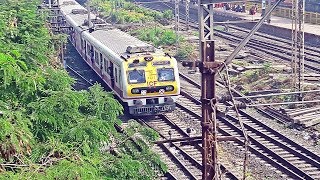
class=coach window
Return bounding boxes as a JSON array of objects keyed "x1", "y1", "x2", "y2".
[
  {"x1": 107, "y1": 60, "x2": 112, "y2": 75},
  {"x1": 99, "y1": 53, "x2": 103, "y2": 69},
  {"x1": 157, "y1": 68, "x2": 175, "y2": 81},
  {"x1": 87, "y1": 42, "x2": 91, "y2": 56},
  {"x1": 82, "y1": 40, "x2": 86, "y2": 50},
  {"x1": 94, "y1": 51, "x2": 99, "y2": 65},
  {"x1": 128, "y1": 69, "x2": 146, "y2": 84},
  {"x1": 115, "y1": 67, "x2": 118, "y2": 83},
  {"x1": 104, "y1": 58, "x2": 108, "y2": 74}
]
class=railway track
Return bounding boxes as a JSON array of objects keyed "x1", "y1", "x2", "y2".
[
  {"x1": 136, "y1": 113, "x2": 239, "y2": 179},
  {"x1": 212, "y1": 28, "x2": 320, "y2": 73},
  {"x1": 64, "y1": 43, "x2": 238, "y2": 179},
  {"x1": 65, "y1": 64, "x2": 93, "y2": 90},
  {"x1": 65, "y1": 39, "x2": 320, "y2": 179},
  {"x1": 138, "y1": 1, "x2": 320, "y2": 74},
  {"x1": 179, "y1": 71, "x2": 320, "y2": 179}
]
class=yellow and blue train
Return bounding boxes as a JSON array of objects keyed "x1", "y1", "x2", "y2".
[{"x1": 59, "y1": 0, "x2": 180, "y2": 115}]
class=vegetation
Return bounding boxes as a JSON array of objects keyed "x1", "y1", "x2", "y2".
[
  {"x1": 0, "y1": 0, "x2": 166, "y2": 179},
  {"x1": 90, "y1": 0, "x2": 195, "y2": 59},
  {"x1": 91, "y1": 0, "x2": 173, "y2": 24},
  {"x1": 176, "y1": 43, "x2": 194, "y2": 59},
  {"x1": 131, "y1": 26, "x2": 180, "y2": 47},
  {"x1": 131, "y1": 26, "x2": 196, "y2": 59}
]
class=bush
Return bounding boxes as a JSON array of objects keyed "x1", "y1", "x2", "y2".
[
  {"x1": 91, "y1": 0, "x2": 168, "y2": 24},
  {"x1": 176, "y1": 43, "x2": 194, "y2": 59},
  {"x1": 163, "y1": 10, "x2": 173, "y2": 20},
  {"x1": 0, "y1": 1, "x2": 167, "y2": 179},
  {"x1": 133, "y1": 27, "x2": 180, "y2": 47}
]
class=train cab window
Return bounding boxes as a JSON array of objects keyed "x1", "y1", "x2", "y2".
[
  {"x1": 128, "y1": 69, "x2": 146, "y2": 84},
  {"x1": 157, "y1": 68, "x2": 175, "y2": 81}
]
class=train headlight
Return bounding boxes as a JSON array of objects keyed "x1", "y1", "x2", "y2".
[
  {"x1": 165, "y1": 85, "x2": 174, "y2": 91},
  {"x1": 141, "y1": 90, "x2": 147, "y2": 95},
  {"x1": 144, "y1": 56, "x2": 153, "y2": 61},
  {"x1": 131, "y1": 88, "x2": 140, "y2": 94}
]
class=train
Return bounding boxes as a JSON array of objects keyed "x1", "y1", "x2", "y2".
[{"x1": 58, "y1": 0, "x2": 180, "y2": 115}]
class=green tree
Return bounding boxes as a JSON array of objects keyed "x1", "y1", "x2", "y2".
[{"x1": 0, "y1": 0, "x2": 167, "y2": 179}]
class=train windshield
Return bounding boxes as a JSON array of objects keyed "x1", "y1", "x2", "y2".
[
  {"x1": 128, "y1": 69, "x2": 146, "y2": 84},
  {"x1": 157, "y1": 68, "x2": 175, "y2": 81}
]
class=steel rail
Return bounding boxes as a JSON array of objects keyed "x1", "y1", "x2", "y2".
[
  {"x1": 179, "y1": 73, "x2": 320, "y2": 179},
  {"x1": 212, "y1": 31, "x2": 320, "y2": 72},
  {"x1": 140, "y1": 1, "x2": 320, "y2": 73},
  {"x1": 137, "y1": 114, "x2": 239, "y2": 179},
  {"x1": 65, "y1": 64, "x2": 93, "y2": 86},
  {"x1": 175, "y1": 101, "x2": 306, "y2": 179},
  {"x1": 177, "y1": 90, "x2": 315, "y2": 180},
  {"x1": 229, "y1": 25, "x2": 320, "y2": 54},
  {"x1": 180, "y1": 72, "x2": 320, "y2": 163},
  {"x1": 136, "y1": 117, "x2": 200, "y2": 179},
  {"x1": 214, "y1": 29, "x2": 320, "y2": 64}
]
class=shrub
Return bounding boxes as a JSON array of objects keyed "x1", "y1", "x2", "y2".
[
  {"x1": 176, "y1": 43, "x2": 194, "y2": 59},
  {"x1": 133, "y1": 27, "x2": 180, "y2": 47}
]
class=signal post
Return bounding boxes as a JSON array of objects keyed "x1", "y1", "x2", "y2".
[
  {"x1": 198, "y1": 1, "x2": 218, "y2": 179},
  {"x1": 198, "y1": 0, "x2": 285, "y2": 179}
]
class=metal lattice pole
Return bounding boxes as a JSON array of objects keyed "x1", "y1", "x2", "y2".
[
  {"x1": 197, "y1": 0, "x2": 285, "y2": 179},
  {"x1": 298, "y1": 0, "x2": 305, "y2": 100},
  {"x1": 292, "y1": 0, "x2": 298, "y2": 93},
  {"x1": 175, "y1": 0, "x2": 180, "y2": 32},
  {"x1": 198, "y1": 1, "x2": 217, "y2": 179},
  {"x1": 186, "y1": 0, "x2": 190, "y2": 30},
  {"x1": 291, "y1": 0, "x2": 305, "y2": 100}
]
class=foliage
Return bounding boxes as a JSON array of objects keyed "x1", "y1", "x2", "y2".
[
  {"x1": 132, "y1": 26, "x2": 180, "y2": 47},
  {"x1": 243, "y1": 70, "x2": 260, "y2": 83},
  {"x1": 0, "y1": 0, "x2": 167, "y2": 179},
  {"x1": 176, "y1": 43, "x2": 194, "y2": 59},
  {"x1": 91, "y1": 0, "x2": 169, "y2": 24},
  {"x1": 163, "y1": 10, "x2": 174, "y2": 20},
  {"x1": 103, "y1": 120, "x2": 166, "y2": 179},
  {"x1": 262, "y1": 62, "x2": 272, "y2": 74}
]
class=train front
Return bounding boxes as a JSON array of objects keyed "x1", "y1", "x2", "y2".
[{"x1": 124, "y1": 53, "x2": 180, "y2": 115}]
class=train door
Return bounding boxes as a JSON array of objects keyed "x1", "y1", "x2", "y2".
[{"x1": 109, "y1": 62, "x2": 115, "y2": 88}]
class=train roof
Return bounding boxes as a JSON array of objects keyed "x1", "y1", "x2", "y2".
[{"x1": 59, "y1": 0, "x2": 155, "y2": 57}]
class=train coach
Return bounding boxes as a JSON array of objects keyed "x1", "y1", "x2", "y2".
[{"x1": 59, "y1": 0, "x2": 180, "y2": 115}]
